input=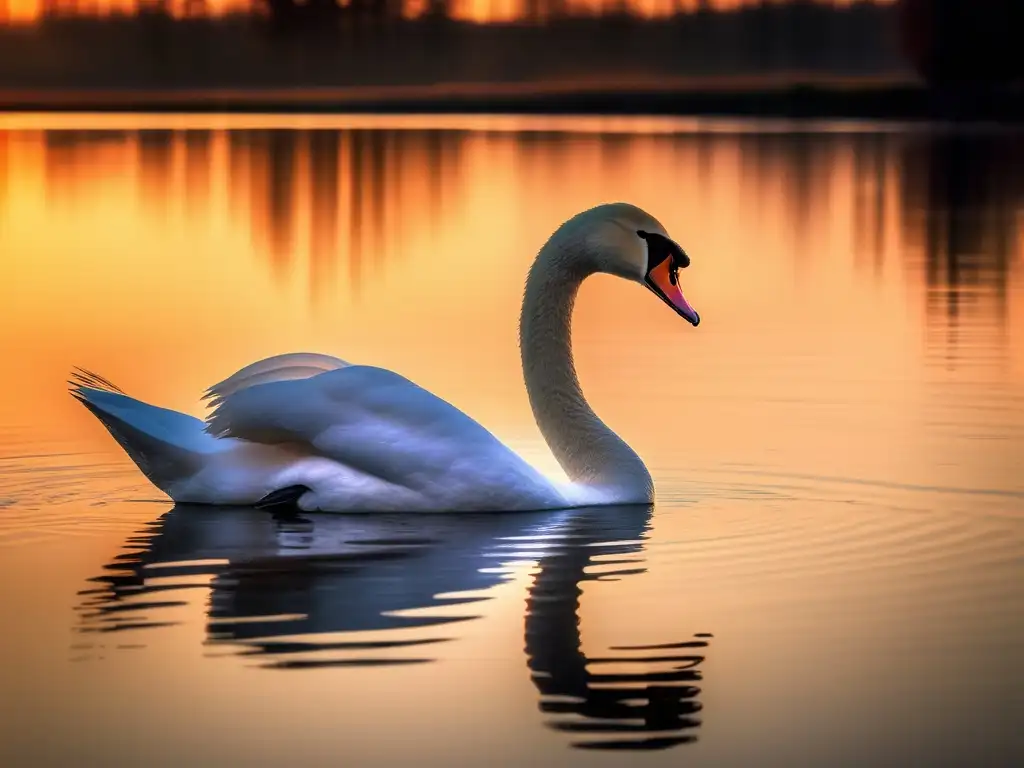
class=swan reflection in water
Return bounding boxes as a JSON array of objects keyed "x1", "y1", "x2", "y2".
[{"x1": 76, "y1": 504, "x2": 712, "y2": 751}]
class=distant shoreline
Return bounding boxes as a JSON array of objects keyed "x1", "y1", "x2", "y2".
[{"x1": 2, "y1": 82, "x2": 1022, "y2": 122}]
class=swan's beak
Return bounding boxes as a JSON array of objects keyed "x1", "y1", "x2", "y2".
[{"x1": 645, "y1": 257, "x2": 700, "y2": 327}]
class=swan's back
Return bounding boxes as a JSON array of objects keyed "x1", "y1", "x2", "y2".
[{"x1": 204, "y1": 365, "x2": 569, "y2": 512}]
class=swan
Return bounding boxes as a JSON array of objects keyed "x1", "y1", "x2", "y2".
[{"x1": 71, "y1": 202, "x2": 700, "y2": 513}]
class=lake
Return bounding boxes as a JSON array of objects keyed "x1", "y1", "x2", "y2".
[{"x1": 0, "y1": 113, "x2": 1021, "y2": 766}]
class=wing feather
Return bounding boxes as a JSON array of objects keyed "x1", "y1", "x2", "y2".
[
  {"x1": 204, "y1": 365, "x2": 516, "y2": 472},
  {"x1": 202, "y1": 352, "x2": 349, "y2": 407},
  {"x1": 203, "y1": 364, "x2": 565, "y2": 509}
]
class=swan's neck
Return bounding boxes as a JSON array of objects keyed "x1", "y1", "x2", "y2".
[{"x1": 519, "y1": 243, "x2": 653, "y2": 503}]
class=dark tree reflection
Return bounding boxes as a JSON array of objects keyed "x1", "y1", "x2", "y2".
[
  {"x1": 183, "y1": 129, "x2": 212, "y2": 216},
  {"x1": 899, "y1": 131, "x2": 1023, "y2": 367},
  {"x1": 0, "y1": 130, "x2": 7, "y2": 213},
  {"x1": 136, "y1": 129, "x2": 175, "y2": 220},
  {"x1": 219, "y1": 127, "x2": 466, "y2": 297},
  {"x1": 41, "y1": 129, "x2": 133, "y2": 206}
]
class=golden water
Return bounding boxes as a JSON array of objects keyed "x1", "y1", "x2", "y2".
[{"x1": 0, "y1": 114, "x2": 1021, "y2": 766}]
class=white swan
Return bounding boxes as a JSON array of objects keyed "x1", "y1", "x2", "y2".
[{"x1": 71, "y1": 202, "x2": 700, "y2": 513}]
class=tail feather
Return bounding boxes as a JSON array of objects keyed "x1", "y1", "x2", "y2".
[
  {"x1": 69, "y1": 367, "x2": 126, "y2": 396},
  {"x1": 70, "y1": 369, "x2": 222, "y2": 495}
]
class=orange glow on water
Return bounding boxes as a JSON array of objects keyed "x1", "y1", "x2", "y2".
[
  {"x1": 0, "y1": 112, "x2": 1021, "y2": 495},
  {"x1": 0, "y1": 113, "x2": 1020, "y2": 768}
]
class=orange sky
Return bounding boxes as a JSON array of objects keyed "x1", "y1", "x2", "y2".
[{"x1": 0, "y1": 0, "x2": 894, "y2": 25}]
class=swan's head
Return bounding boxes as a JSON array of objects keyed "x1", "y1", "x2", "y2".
[{"x1": 559, "y1": 202, "x2": 700, "y2": 327}]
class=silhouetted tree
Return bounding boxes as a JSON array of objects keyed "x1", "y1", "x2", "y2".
[
  {"x1": 898, "y1": 0, "x2": 1024, "y2": 86},
  {"x1": 263, "y1": 0, "x2": 343, "y2": 33}
]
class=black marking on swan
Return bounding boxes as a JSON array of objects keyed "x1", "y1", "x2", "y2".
[{"x1": 255, "y1": 484, "x2": 311, "y2": 512}]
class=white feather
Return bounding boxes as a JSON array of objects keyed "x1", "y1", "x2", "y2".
[{"x1": 71, "y1": 203, "x2": 681, "y2": 514}]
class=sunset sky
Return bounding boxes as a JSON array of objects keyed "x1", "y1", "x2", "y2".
[{"x1": 0, "y1": 0, "x2": 894, "y2": 25}]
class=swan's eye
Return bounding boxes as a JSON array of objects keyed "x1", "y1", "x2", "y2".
[{"x1": 638, "y1": 230, "x2": 686, "y2": 276}]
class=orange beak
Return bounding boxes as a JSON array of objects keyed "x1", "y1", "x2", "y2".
[{"x1": 645, "y1": 257, "x2": 700, "y2": 327}]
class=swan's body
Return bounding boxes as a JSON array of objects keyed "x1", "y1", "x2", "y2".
[{"x1": 72, "y1": 203, "x2": 699, "y2": 513}]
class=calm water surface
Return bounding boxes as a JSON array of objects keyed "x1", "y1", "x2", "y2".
[{"x1": 0, "y1": 114, "x2": 1022, "y2": 767}]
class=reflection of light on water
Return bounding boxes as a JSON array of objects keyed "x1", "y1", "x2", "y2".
[
  {"x1": 0, "y1": 112, "x2": 916, "y2": 134},
  {"x1": 2, "y1": 115, "x2": 1023, "y2": 768},
  {"x1": 1, "y1": 114, "x2": 1021, "y2": 497},
  {"x1": 23, "y1": 122, "x2": 1018, "y2": 353}
]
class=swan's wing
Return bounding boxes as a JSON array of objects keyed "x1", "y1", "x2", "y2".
[
  {"x1": 204, "y1": 365, "x2": 533, "y2": 486},
  {"x1": 202, "y1": 353, "x2": 350, "y2": 407}
]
